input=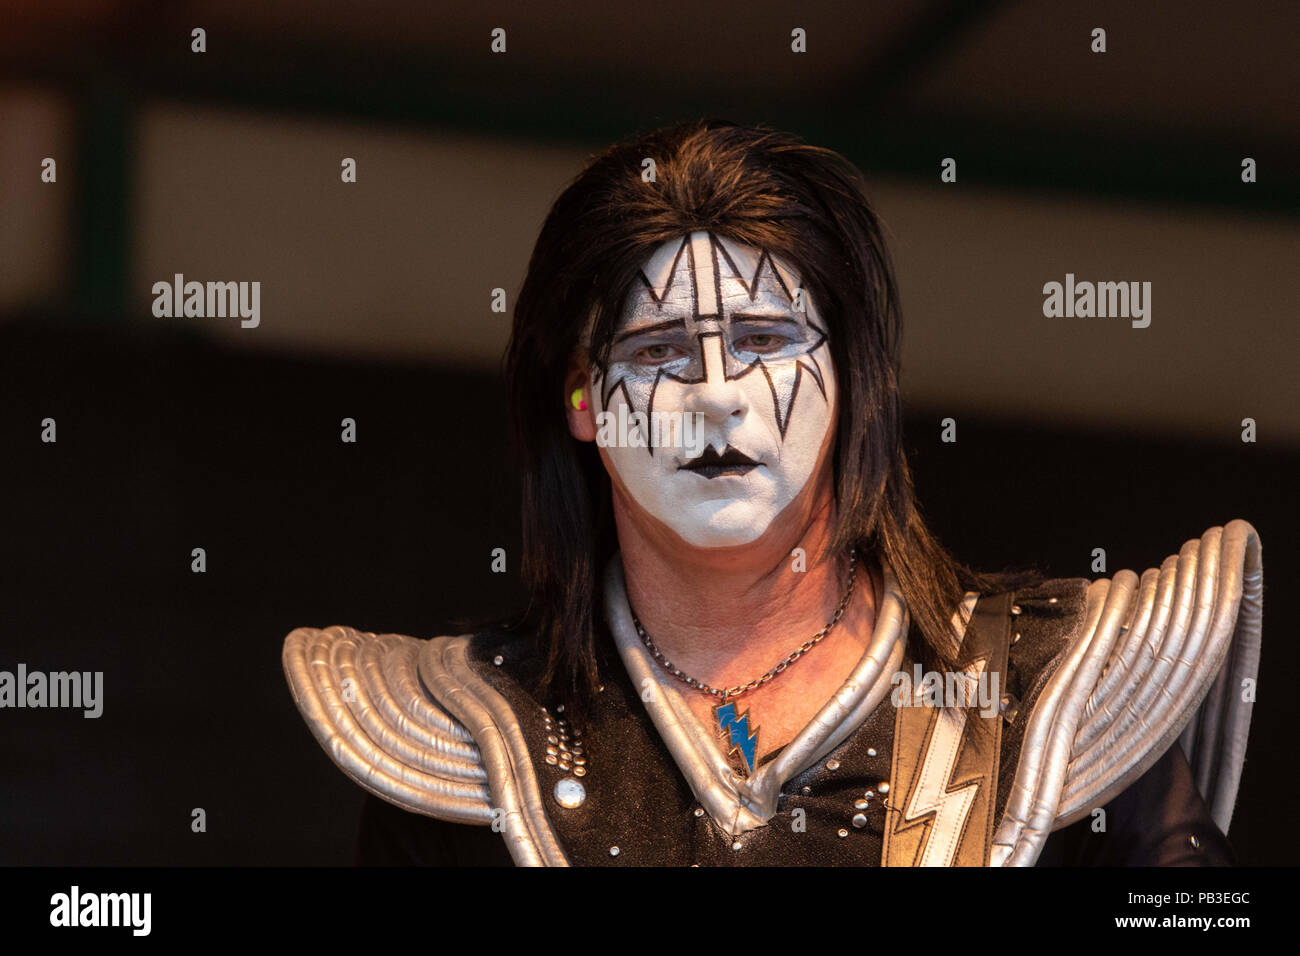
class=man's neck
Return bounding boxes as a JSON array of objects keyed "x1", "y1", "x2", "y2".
[{"x1": 612, "y1": 483, "x2": 878, "y2": 691}]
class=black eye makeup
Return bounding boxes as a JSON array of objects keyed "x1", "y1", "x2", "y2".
[
  {"x1": 732, "y1": 332, "x2": 789, "y2": 354},
  {"x1": 609, "y1": 322, "x2": 694, "y2": 367},
  {"x1": 632, "y1": 342, "x2": 690, "y2": 365},
  {"x1": 611, "y1": 315, "x2": 816, "y2": 363},
  {"x1": 728, "y1": 315, "x2": 814, "y2": 357}
]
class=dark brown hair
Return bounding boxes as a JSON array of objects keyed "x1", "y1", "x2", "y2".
[{"x1": 504, "y1": 119, "x2": 1039, "y2": 717}]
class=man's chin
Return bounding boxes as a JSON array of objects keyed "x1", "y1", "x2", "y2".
[{"x1": 663, "y1": 502, "x2": 779, "y2": 550}]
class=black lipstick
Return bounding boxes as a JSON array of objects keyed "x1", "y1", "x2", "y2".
[{"x1": 679, "y1": 445, "x2": 760, "y2": 479}]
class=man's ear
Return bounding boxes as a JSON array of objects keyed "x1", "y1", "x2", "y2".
[{"x1": 564, "y1": 348, "x2": 597, "y2": 442}]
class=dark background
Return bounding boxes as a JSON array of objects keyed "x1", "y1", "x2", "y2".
[{"x1": 1, "y1": 1, "x2": 1295, "y2": 865}]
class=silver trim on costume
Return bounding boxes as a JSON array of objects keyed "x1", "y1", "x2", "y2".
[
  {"x1": 283, "y1": 518, "x2": 1261, "y2": 868},
  {"x1": 418, "y1": 636, "x2": 569, "y2": 866},
  {"x1": 282, "y1": 626, "x2": 492, "y2": 821},
  {"x1": 990, "y1": 519, "x2": 1262, "y2": 867},
  {"x1": 603, "y1": 555, "x2": 909, "y2": 836},
  {"x1": 283, "y1": 626, "x2": 568, "y2": 866}
]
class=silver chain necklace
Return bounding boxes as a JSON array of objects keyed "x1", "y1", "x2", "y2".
[{"x1": 630, "y1": 548, "x2": 858, "y2": 774}]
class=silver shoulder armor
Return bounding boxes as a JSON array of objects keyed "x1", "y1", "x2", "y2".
[
  {"x1": 992, "y1": 519, "x2": 1262, "y2": 867},
  {"x1": 282, "y1": 626, "x2": 490, "y2": 820},
  {"x1": 282, "y1": 627, "x2": 569, "y2": 865}
]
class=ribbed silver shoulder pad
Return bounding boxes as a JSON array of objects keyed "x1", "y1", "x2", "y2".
[
  {"x1": 282, "y1": 625, "x2": 492, "y2": 823},
  {"x1": 283, "y1": 627, "x2": 569, "y2": 866},
  {"x1": 991, "y1": 519, "x2": 1262, "y2": 867}
]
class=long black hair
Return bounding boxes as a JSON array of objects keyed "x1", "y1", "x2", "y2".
[{"x1": 503, "y1": 119, "x2": 1039, "y2": 718}]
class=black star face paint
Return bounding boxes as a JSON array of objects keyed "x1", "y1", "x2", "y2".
[{"x1": 589, "y1": 230, "x2": 836, "y2": 547}]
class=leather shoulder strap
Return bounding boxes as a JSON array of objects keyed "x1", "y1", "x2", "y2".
[{"x1": 883, "y1": 591, "x2": 1013, "y2": 866}]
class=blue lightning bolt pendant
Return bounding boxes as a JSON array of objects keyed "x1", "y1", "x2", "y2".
[{"x1": 714, "y1": 699, "x2": 759, "y2": 775}]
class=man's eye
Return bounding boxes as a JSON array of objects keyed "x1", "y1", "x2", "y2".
[
  {"x1": 735, "y1": 333, "x2": 787, "y2": 353},
  {"x1": 634, "y1": 343, "x2": 685, "y2": 364}
]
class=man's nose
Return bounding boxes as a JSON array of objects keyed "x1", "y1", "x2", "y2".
[{"x1": 683, "y1": 334, "x2": 749, "y2": 423}]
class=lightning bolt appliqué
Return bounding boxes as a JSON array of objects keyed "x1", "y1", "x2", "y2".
[
  {"x1": 715, "y1": 701, "x2": 759, "y2": 774},
  {"x1": 902, "y1": 658, "x2": 987, "y2": 867}
]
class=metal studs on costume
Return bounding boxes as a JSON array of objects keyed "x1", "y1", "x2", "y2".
[
  {"x1": 826, "y1": 759, "x2": 841, "y2": 771},
  {"x1": 1011, "y1": 604, "x2": 1022, "y2": 615},
  {"x1": 877, "y1": 782, "x2": 890, "y2": 795},
  {"x1": 554, "y1": 777, "x2": 586, "y2": 809},
  {"x1": 694, "y1": 807, "x2": 705, "y2": 818},
  {"x1": 837, "y1": 828, "x2": 849, "y2": 838},
  {"x1": 867, "y1": 747, "x2": 877, "y2": 758},
  {"x1": 541, "y1": 705, "x2": 589, "y2": 778},
  {"x1": 848, "y1": 778, "x2": 881, "y2": 831},
  {"x1": 801, "y1": 786, "x2": 812, "y2": 795},
  {"x1": 1000, "y1": 693, "x2": 1020, "y2": 724},
  {"x1": 731, "y1": 841, "x2": 743, "y2": 851},
  {"x1": 1190, "y1": 834, "x2": 1201, "y2": 849},
  {"x1": 609, "y1": 846, "x2": 620, "y2": 856},
  {"x1": 493, "y1": 655, "x2": 504, "y2": 666}
]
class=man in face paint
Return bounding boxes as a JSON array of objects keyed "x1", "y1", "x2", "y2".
[
  {"x1": 285, "y1": 124, "x2": 1257, "y2": 870},
  {"x1": 573, "y1": 230, "x2": 837, "y2": 550}
]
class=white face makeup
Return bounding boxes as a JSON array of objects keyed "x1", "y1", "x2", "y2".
[{"x1": 588, "y1": 230, "x2": 837, "y2": 548}]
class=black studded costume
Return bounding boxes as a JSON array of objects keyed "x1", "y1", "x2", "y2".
[{"x1": 284, "y1": 521, "x2": 1259, "y2": 867}]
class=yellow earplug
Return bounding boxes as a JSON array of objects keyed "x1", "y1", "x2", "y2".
[{"x1": 570, "y1": 387, "x2": 587, "y2": 411}]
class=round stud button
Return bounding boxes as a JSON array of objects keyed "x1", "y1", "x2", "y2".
[{"x1": 553, "y1": 777, "x2": 586, "y2": 809}]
